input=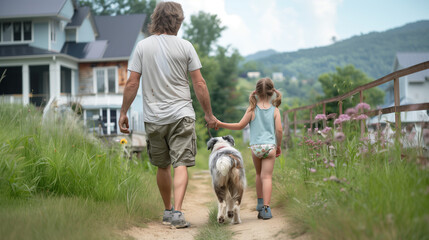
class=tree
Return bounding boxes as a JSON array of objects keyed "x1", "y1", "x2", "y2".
[
  {"x1": 78, "y1": 0, "x2": 156, "y2": 35},
  {"x1": 318, "y1": 65, "x2": 385, "y2": 114},
  {"x1": 182, "y1": 11, "x2": 226, "y2": 56}
]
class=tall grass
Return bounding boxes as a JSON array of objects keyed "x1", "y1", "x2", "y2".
[
  {"x1": 0, "y1": 104, "x2": 162, "y2": 239},
  {"x1": 275, "y1": 111, "x2": 429, "y2": 239}
]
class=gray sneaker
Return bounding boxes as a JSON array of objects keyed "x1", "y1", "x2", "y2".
[
  {"x1": 171, "y1": 211, "x2": 190, "y2": 229},
  {"x1": 162, "y1": 207, "x2": 174, "y2": 225}
]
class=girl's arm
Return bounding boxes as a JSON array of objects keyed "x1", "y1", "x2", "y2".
[
  {"x1": 274, "y1": 108, "x2": 283, "y2": 156},
  {"x1": 217, "y1": 108, "x2": 253, "y2": 130}
]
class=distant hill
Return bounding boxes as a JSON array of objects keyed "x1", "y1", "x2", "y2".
[
  {"x1": 251, "y1": 20, "x2": 429, "y2": 79},
  {"x1": 245, "y1": 49, "x2": 278, "y2": 61}
]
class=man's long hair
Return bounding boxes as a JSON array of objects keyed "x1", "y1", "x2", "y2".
[{"x1": 149, "y1": 2, "x2": 184, "y2": 35}]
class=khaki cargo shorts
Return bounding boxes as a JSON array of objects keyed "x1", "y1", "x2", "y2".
[{"x1": 144, "y1": 117, "x2": 197, "y2": 168}]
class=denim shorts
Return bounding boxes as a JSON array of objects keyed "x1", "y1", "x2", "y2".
[{"x1": 145, "y1": 117, "x2": 196, "y2": 168}]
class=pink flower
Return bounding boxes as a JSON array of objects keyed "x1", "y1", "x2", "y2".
[
  {"x1": 423, "y1": 129, "x2": 429, "y2": 145},
  {"x1": 327, "y1": 113, "x2": 337, "y2": 119},
  {"x1": 355, "y1": 114, "x2": 368, "y2": 120},
  {"x1": 345, "y1": 108, "x2": 357, "y2": 116},
  {"x1": 308, "y1": 128, "x2": 312, "y2": 134},
  {"x1": 329, "y1": 162, "x2": 335, "y2": 167},
  {"x1": 309, "y1": 168, "x2": 317, "y2": 173},
  {"x1": 334, "y1": 132, "x2": 346, "y2": 142},
  {"x1": 321, "y1": 127, "x2": 332, "y2": 134},
  {"x1": 340, "y1": 188, "x2": 346, "y2": 192},
  {"x1": 315, "y1": 114, "x2": 327, "y2": 120},
  {"x1": 356, "y1": 102, "x2": 371, "y2": 110},
  {"x1": 334, "y1": 119, "x2": 342, "y2": 125},
  {"x1": 338, "y1": 114, "x2": 351, "y2": 121}
]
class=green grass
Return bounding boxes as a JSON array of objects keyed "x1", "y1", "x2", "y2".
[
  {"x1": 274, "y1": 121, "x2": 429, "y2": 240},
  {"x1": 0, "y1": 104, "x2": 162, "y2": 239},
  {"x1": 195, "y1": 203, "x2": 233, "y2": 240}
]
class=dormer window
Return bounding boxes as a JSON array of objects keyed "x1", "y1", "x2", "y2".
[
  {"x1": 50, "y1": 21, "x2": 56, "y2": 42},
  {"x1": 0, "y1": 21, "x2": 32, "y2": 43}
]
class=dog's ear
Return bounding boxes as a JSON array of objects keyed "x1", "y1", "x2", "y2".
[
  {"x1": 207, "y1": 138, "x2": 218, "y2": 151},
  {"x1": 222, "y1": 135, "x2": 235, "y2": 146}
]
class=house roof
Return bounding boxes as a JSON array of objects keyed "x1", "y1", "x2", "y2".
[
  {"x1": 66, "y1": 6, "x2": 90, "y2": 28},
  {"x1": 61, "y1": 41, "x2": 108, "y2": 59},
  {"x1": 94, "y1": 14, "x2": 145, "y2": 58},
  {"x1": 0, "y1": 0, "x2": 68, "y2": 19},
  {"x1": 394, "y1": 52, "x2": 429, "y2": 82},
  {"x1": 0, "y1": 44, "x2": 58, "y2": 57}
]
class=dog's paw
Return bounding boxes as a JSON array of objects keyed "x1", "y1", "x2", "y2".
[
  {"x1": 231, "y1": 219, "x2": 241, "y2": 225},
  {"x1": 227, "y1": 211, "x2": 234, "y2": 218},
  {"x1": 218, "y1": 216, "x2": 225, "y2": 223}
]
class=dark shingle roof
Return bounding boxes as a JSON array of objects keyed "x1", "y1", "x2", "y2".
[
  {"x1": 0, "y1": 45, "x2": 58, "y2": 57},
  {"x1": 0, "y1": 0, "x2": 68, "y2": 19},
  {"x1": 94, "y1": 14, "x2": 145, "y2": 58},
  {"x1": 61, "y1": 41, "x2": 107, "y2": 59},
  {"x1": 395, "y1": 52, "x2": 429, "y2": 82},
  {"x1": 66, "y1": 7, "x2": 90, "y2": 28}
]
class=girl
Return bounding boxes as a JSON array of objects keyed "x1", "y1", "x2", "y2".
[{"x1": 216, "y1": 78, "x2": 282, "y2": 220}]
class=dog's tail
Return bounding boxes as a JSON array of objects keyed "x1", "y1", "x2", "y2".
[{"x1": 216, "y1": 156, "x2": 232, "y2": 176}]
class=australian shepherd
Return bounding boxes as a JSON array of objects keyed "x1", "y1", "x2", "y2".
[{"x1": 207, "y1": 135, "x2": 246, "y2": 224}]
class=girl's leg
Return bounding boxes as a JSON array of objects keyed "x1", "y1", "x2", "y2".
[
  {"x1": 261, "y1": 150, "x2": 276, "y2": 206},
  {"x1": 252, "y1": 152, "x2": 263, "y2": 199}
]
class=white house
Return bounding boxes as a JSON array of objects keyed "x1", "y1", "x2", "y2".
[{"x1": 0, "y1": 0, "x2": 146, "y2": 135}]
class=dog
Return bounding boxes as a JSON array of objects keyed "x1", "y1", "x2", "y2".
[{"x1": 207, "y1": 135, "x2": 246, "y2": 224}]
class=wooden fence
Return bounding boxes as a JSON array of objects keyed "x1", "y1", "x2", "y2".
[{"x1": 283, "y1": 60, "x2": 429, "y2": 139}]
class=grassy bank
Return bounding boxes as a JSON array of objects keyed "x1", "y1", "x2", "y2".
[
  {"x1": 0, "y1": 104, "x2": 162, "y2": 239},
  {"x1": 274, "y1": 114, "x2": 429, "y2": 239}
]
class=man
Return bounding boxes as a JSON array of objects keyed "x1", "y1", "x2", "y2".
[{"x1": 118, "y1": 1, "x2": 217, "y2": 228}]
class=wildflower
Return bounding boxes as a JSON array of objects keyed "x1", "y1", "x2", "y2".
[
  {"x1": 334, "y1": 132, "x2": 346, "y2": 142},
  {"x1": 321, "y1": 127, "x2": 332, "y2": 134},
  {"x1": 309, "y1": 168, "x2": 317, "y2": 173},
  {"x1": 329, "y1": 175, "x2": 341, "y2": 183},
  {"x1": 355, "y1": 114, "x2": 368, "y2": 120},
  {"x1": 315, "y1": 114, "x2": 327, "y2": 120},
  {"x1": 314, "y1": 128, "x2": 319, "y2": 132},
  {"x1": 329, "y1": 162, "x2": 335, "y2": 167},
  {"x1": 323, "y1": 178, "x2": 328, "y2": 182},
  {"x1": 340, "y1": 188, "x2": 346, "y2": 192},
  {"x1": 338, "y1": 114, "x2": 351, "y2": 121},
  {"x1": 423, "y1": 129, "x2": 429, "y2": 145},
  {"x1": 327, "y1": 113, "x2": 337, "y2": 119},
  {"x1": 308, "y1": 128, "x2": 312, "y2": 134},
  {"x1": 345, "y1": 108, "x2": 357, "y2": 116},
  {"x1": 120, "y1": 138, "x2": 128, "y2": 145},
  {"x1": 356, "y1": 102, "x2": 371, "y2": 110},
  {"x1": 334, "y1": 119, "x2": 342, "y2": 125}
]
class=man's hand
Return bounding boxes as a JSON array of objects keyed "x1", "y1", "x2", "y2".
[
  {"x1": 205, "y1": 114, "x2": 218, "y2": 129},
  {"x1": 119, "y1": 114, "x2": 130, "y2": 134},
  {"x1": 276, "y1": 146, "x2": 282, "y2": 157}
]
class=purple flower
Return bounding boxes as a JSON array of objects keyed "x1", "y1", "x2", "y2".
[
  {"x1": 345, "y1": 108, "x2": 357, "y2": 116},
  {"x1": 338, "y1": 114, "x2": 351, "y2": 121},
  {"x1": 334, "y1": 119, "x2": 342, "y2": 125},
  {"x1": 308, "y1": 128, "x2": 312, "y2": 134},
  {"x1": 315, "y1": 114, "x2": 327, "y2": 120},
  {"x1": 356, "y1": 102, "x2": 371, "y2": 110},
  {"x1": 321, "y1": 127, "x2": 332, "y2": 134},
  {"x1": 309, "y1": 168, "x2": 317, "y2": 173},
  {"x1": 334, "y1": 132, "x2": 346, "y2": 142},
  {"x1": 329, "y1": 162, "x2": 335, "y2": 167},
  {"x1": 327, "y1": 113, "x2": 337, "y2": 119},
  {"x1": 423, "y1": 129, "x2": 429, "y2": 145},
  {"x1": 355, "y1": 114, "x2": 368, "y2": 120}
]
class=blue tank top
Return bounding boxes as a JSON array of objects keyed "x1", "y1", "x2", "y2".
[{"x1": 249, "y1": 105, "x2": 276, "y2": 145}]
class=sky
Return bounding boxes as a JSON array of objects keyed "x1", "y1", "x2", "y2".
[{"x1": 173, "y1": 0, "x2": 429, "y2": 56}]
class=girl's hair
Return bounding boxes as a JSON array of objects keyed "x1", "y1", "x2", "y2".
[
  {"x1": 149, "y1": 2, "x2": 184, "y2": 35},
  {"x1": 249, "y1": 78, "x2": 282, "y2": 111}
]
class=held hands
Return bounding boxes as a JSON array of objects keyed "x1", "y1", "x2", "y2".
[
  {"x1": 276, "y1": 146, "x2": 281, "y2": 157},
  {"x1": 205, "y1": 114, "x2": 218, "y2": 129},
  {"x1": 119, "y1": 114, "x2": 130, "y2": 134}
]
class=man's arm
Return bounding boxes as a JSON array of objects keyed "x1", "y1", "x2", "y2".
[
  {"x1": 189, "y1": 69, "x2": 217, "y2": 127},
  {"x1": 119, "y1": 71, "x2": 141, "y2": 133}
]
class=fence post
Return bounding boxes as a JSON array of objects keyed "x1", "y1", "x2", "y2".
[
  {"x1": 322, "y1": 103, "x2": 326, "y2": 128},
  {"x1": 339, "y1": 100, "x2": 343, "y2": 115},
  {"x1": 293, "y1": 110, "x2": 297, "y2": 136},
  {"x1": 394, "y1": 77, "x2": 401, "y2": 140},
  {"x1": 309, "y1": 108, "x2": 313, "y2": 131},
  {"x1": 284, "y1": 111, "x2": 289, "y2": 137},
  {"x1": 359, "y1": 90, "x2": 364, "y2": 138}
]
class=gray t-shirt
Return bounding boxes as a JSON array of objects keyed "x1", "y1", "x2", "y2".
[{"x1": 128, "y1": 34, "x2": 202, "y2": 125}]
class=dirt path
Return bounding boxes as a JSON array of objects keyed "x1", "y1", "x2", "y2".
[{"x1": 125, "y1": 170, "x2": 308, "y2": 240}]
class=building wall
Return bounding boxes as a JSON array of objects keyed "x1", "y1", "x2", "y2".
[
  {"x1": 407, "y1": 80, "x2": 429, "y2": 104},
  {"x1": 58, "y1": 0, "x2": 74, "y2": 20},
  {"x1": 77, "y1": 17, "x2": 95, "y2": 42},
  {"x1": 31, "y1": 21, "x2": 49, "y2": 50},
  {"x1": 78, "y1": 61, "x2": 128, "y2": 94},
  {"x1": 50, "y1": 20, "x2": 67, "y2": 52}
]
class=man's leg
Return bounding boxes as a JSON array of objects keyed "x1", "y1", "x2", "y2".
[
  {"x1": 173, "y1": 165, "x2": 188, "y2": 211},
  {"x1": 157, "y1": 165, "x2": 172, "y2": 210}
]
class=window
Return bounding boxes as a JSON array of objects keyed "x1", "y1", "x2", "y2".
[
  {"x1": 94, "y1": 67, "x2": 117, "y2": 94},
  {"x1": 60, "y1": 66, "x2": 72, "y2": 94},
  {"x1": 84, "y1": 108, "x2": 118, "y2": 135},
  {"x1": 50, "y1": 21, "x2": 56, "y2": 42},
  {"x1": 0, "y1": 21, "x2": 32, "y2": 42}
]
